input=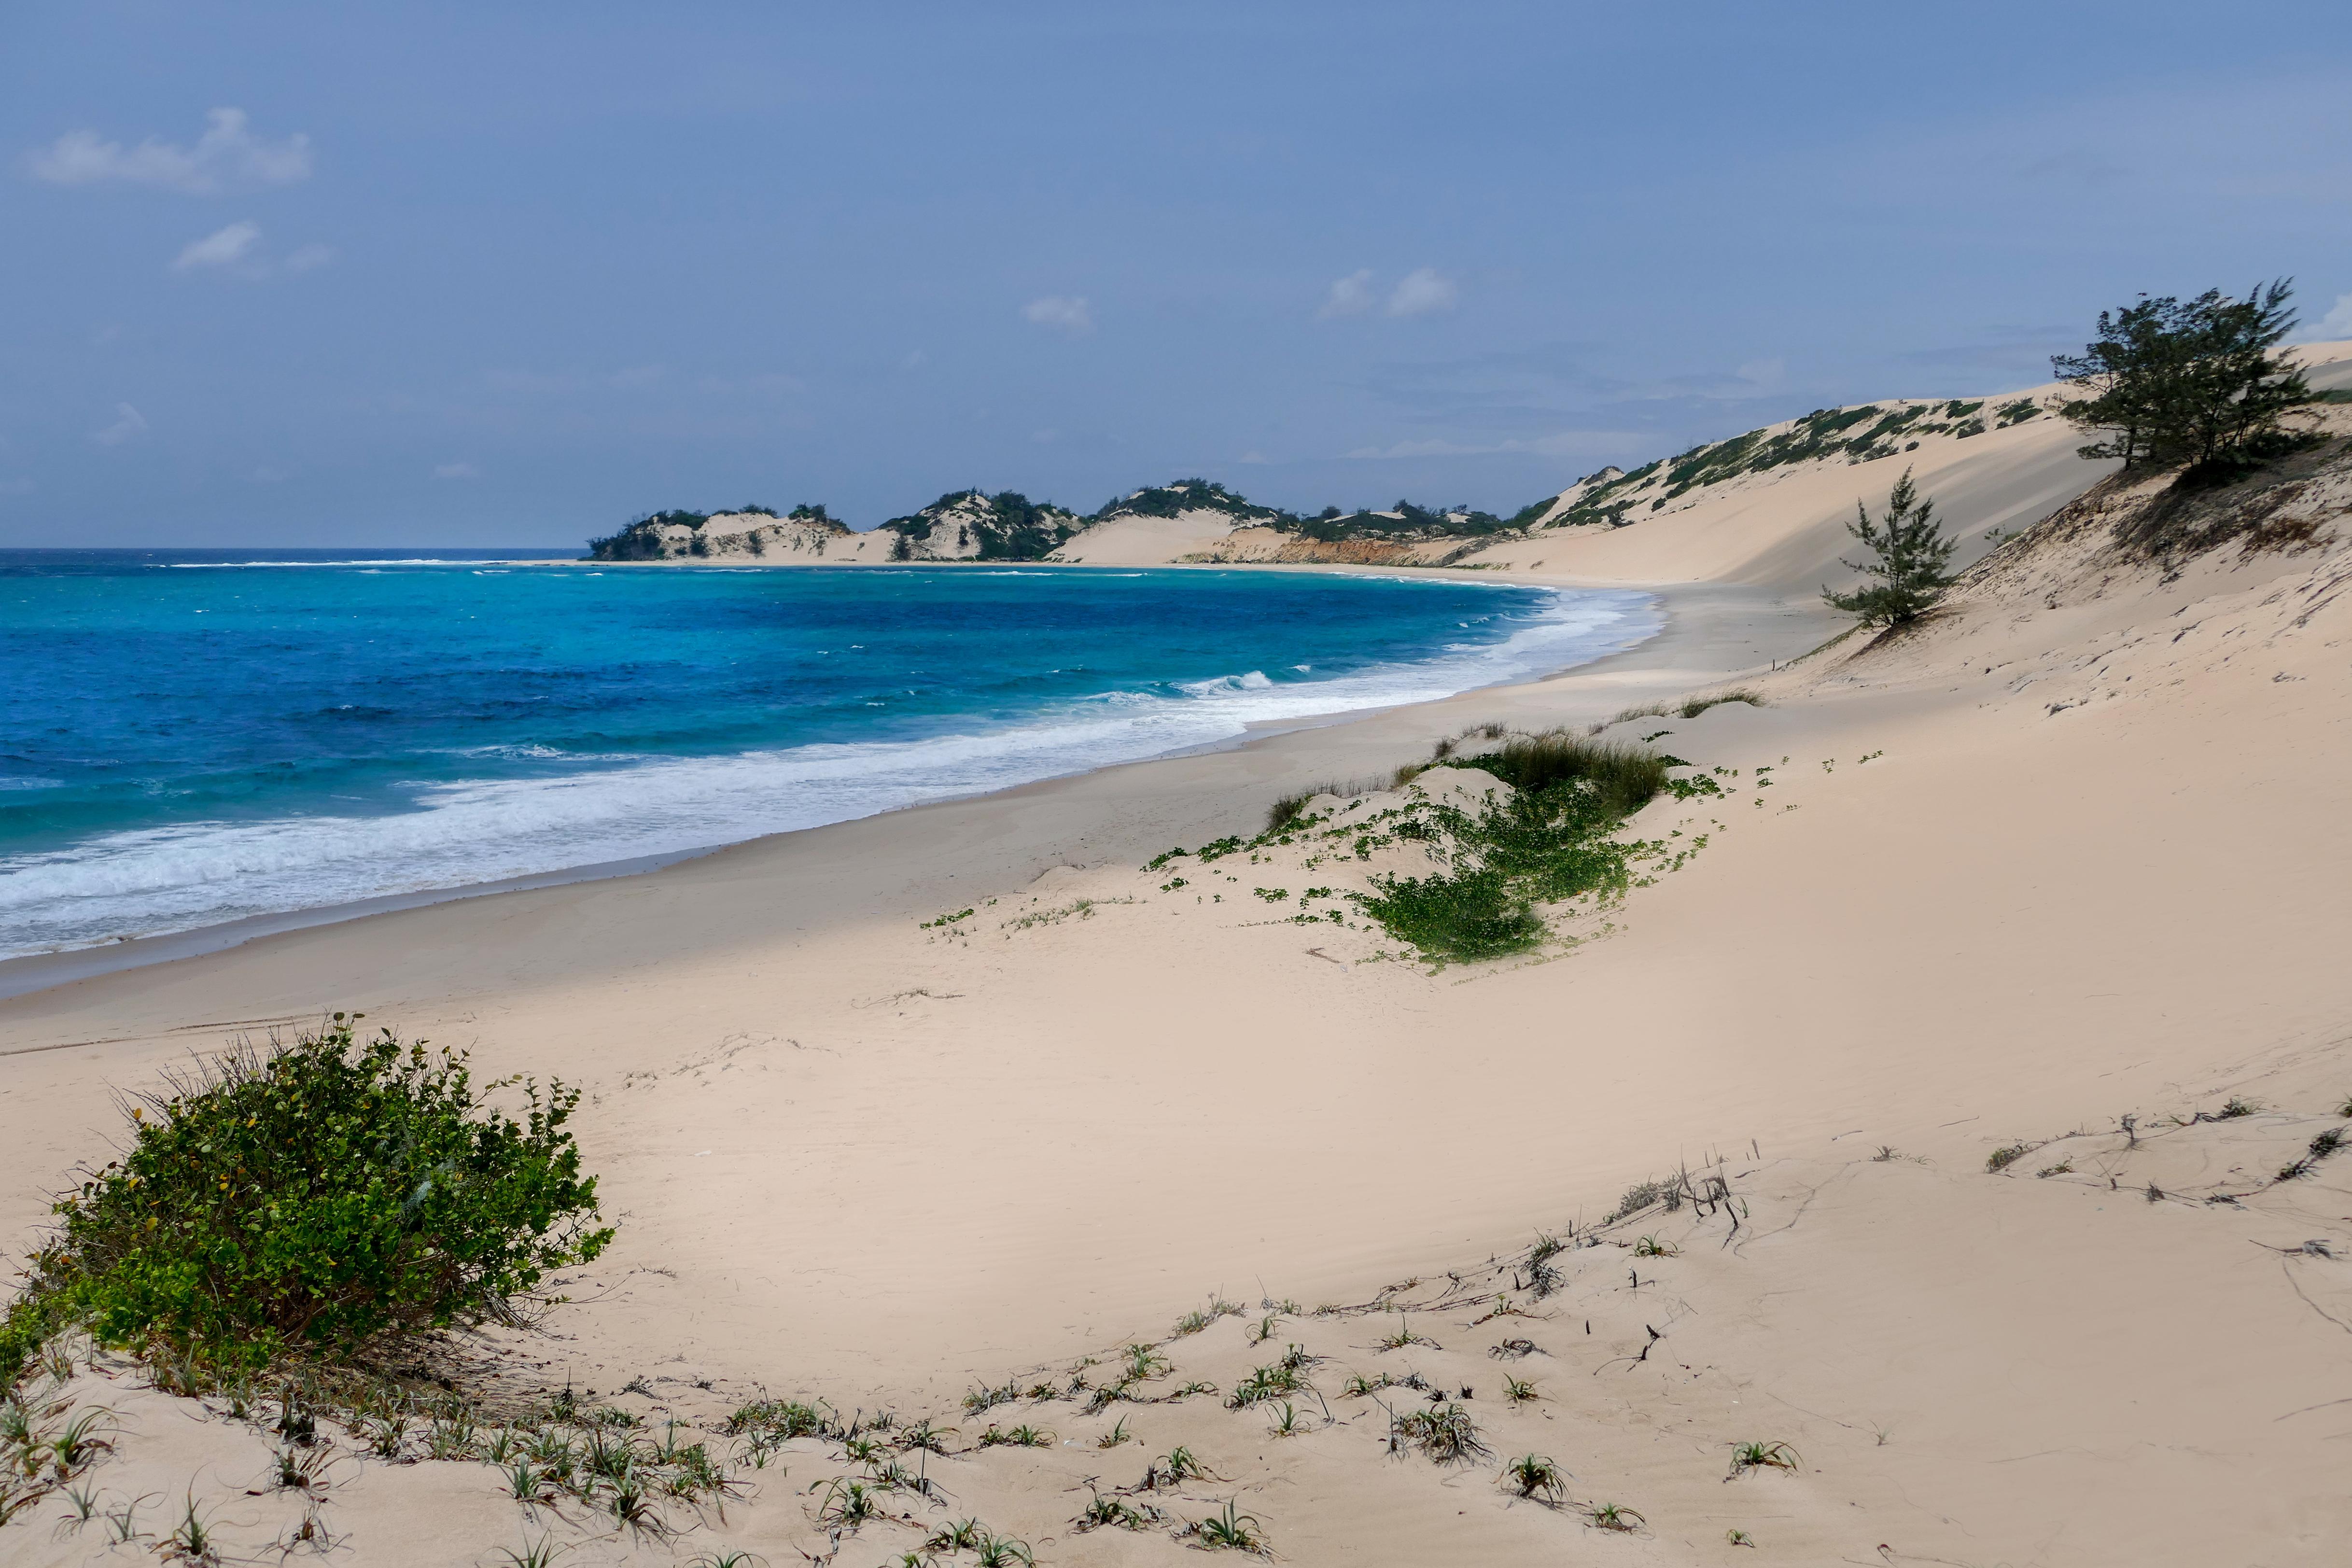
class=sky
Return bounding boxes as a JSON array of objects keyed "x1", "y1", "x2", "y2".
[{"x1": 4, "y1": 2, "x2": 2350, "y2": 548}]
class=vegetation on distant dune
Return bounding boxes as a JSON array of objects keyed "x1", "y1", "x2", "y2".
[
  {"x1": 1096, "y1": 478, "x2": 1292, "y2": 525},
  {"x1": 1284, "y1": 499, "x2": 1513, "y2": 544},
  {"x1": 883, "y1": 490, "x2": 1088, "y2": 560},
  {"x1": 0, "y1": 1016, "x2": 610, "y2": 1384},
  {"x1": 1821, "y1": 468, "x2": 1958, "y2": 627},
  {"x1": 2054, "y1": 279, "x2": 2317, "y2": 478},
  {"x1": 1528, "y1": 393, "x2": 2037, "y2": 530}
]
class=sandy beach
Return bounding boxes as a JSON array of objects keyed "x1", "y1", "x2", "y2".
[{"x1": 5, "y1": 351, "x2": 2352, "y2": 1563}]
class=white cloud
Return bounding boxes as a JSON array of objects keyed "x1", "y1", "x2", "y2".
[
  {"x1": 1317, "y1": 269, "x2": 1376, "y2": 319},
  {"x1": 2310, "y1": 292, "x2": 2352, "y2": 341},
  {"x1": 172, "y1": 220, "x2": 261, "y2": 271},
  {"x1": 1736, "y1": 357, "x2": 1786, "y2": 389},
  {"x1": 1238, "y1": 449, "x2": 1271, "y2": 465},
  {"x1": 1386, "y1": 267, "x2": 1458, "y2": 317},
  {"x1": 433, "y1": 462, "x2": 481, "y2": 480},
  {"x1": 284, "y1": 243, "x2": 335, "y2": 274},
  {"x1": 91, "y1": 403, "x2": 148, "y2": 446},
  {"x1": 28, "y1": 108, "x2": 311, "y2": 194},
  {"x1": 1022, "y1": 295, "x2": 1093, "y2": 333}
]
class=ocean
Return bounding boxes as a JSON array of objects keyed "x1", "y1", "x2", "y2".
[{"x1": 0, "y1": 550, "x2": 1656, "y2": 958}]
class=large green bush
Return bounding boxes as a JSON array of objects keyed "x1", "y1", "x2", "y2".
[{"x1": 1, "y1": 1017, "x2": 611, "y2": 1380}]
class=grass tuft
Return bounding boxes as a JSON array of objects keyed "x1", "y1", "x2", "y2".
[
  {"x1": 1727, "y1": 1439, "x2": 1801, "y2": 1477},
  {"x1": 1391, "y1": 1402, "x2": 1488, "y2": 1464},
  {"x1": 1586, "y1": 1501, "x2": 1645, "y2": 1531},
  {"x1": 1190, "y1": 1499, "x2": 1267, "y2": 1554},
  {"x1": 1501, "y1": 1452, "x2": 1568, "y2": 1502}
]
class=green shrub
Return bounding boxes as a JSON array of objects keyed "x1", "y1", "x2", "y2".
[
  {"x1": 1442, "y1": 734, "x2": 1668, "y2": 817},
  {"x1": 1357, "y1": 750, "x2": 1694, "y2": 963},
  {"x1": 0, "y1": 1016, "x2": 611, "y2": 1382}
]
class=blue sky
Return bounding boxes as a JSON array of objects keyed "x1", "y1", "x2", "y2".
[{"x1": 5, "y1": 2, "x2": 2349, "y2": 547}]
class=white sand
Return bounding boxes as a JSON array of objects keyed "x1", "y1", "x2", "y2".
[{"x1": 4, "y1": 353, "x2": 2351, "y2": 1564}]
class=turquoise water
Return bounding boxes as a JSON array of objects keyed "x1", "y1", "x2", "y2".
[{"x1": 0, "y1": 550, "x2": 1655, "y2": 956}]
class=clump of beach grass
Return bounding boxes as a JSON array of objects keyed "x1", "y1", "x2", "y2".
[
  {"x1": 1188, "y1": 1499, "x2": 1267, "y2": 1554},
  {"x1": 1501, "y1": 1453, "x2": 1568, "y2": 1503},
  {"x1": 1586, "y1": 1500, "x2": 1645, "y2": 1531},
  {"x1": 1603, "y1": 689, "x2": 1767, "y2": 729},
  {"x1": 1727, "y1": 1439, "x2": 1801, "y2": 1477},
  {"x1": 1391, "y1": 1402, "x2": 1488, "y2": 1464}
]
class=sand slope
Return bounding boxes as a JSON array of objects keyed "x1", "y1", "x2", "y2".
[{"x1": 4, "y1": 373, "x2": 2352, "y2": 1564}]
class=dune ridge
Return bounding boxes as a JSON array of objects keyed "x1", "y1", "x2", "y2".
[{"x1": 4, "y1": 353, "x2": 2352, "y2": 1564}]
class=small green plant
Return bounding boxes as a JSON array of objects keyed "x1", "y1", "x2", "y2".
[
  {"x1": 898, "y1": 1418, "x2": 952, "y2": 1454},
  {"x1": 1586, "y1": 1501, "x2": 1645, "y2": 1531},
  {"x1": 1077, "y1": 1491, "x2": 1150, "y2": 1531},
  {"x1": 1171, "y1": 1297, "x2": 1243, "y2": 1337},
  {"x1": 810, "y1": 1476, "x2": 884, "y2": 1529},
  {"x1": 1375, "y1": 1316, "x2": 1435, "y2": 1351},
  {"x1": 1501, "y1": 1453, "x2": 1567, "y2": 1502},
  {"x1": 1632, "y1": 1235, "x2": 1678, "y2": 1258},
  {"x1": 1097, "y1": 1416, "x2": 1131, "y2": 1448},
  {"x1": 972, "y1": 1533, "x2": 1035, "y2": 1568},
  {"x1": 1986, "y1": 1142, "x2": 2031, "y2": 1172},
  {"x1": 977, "y1": 1422, "x2": 1053, "y2": 1448},
  {"x1": 1267, "y1": 1401, "x2": 1306, "y2": 1437},
  {"x1": 1226, "y1": 1357, "x2": 1312, "y2": 1408},
  {"x1": 495, "y1": 1537, "x2": 565, "y2": 1568},
  {"x1": 1123, "y1": 1343, "x2": 1170, "y2": 1380},
  {"x1": 1192, "y1": 1499, "x2": 1266, "y2": 1553},
  {"x1": 1392, "y1": 1403, "x2": 1488, "y2": 1464},
  {"x1": 504, "y1": 1456, "x2": 546, "y2": 1501},
  {"x1": 2218, "y1": 1097, "x2": 2259, "y2": 1118},
  {"x1": 1501, "y1": 1373, "x2": 1540, "y2": 1404},
  {"x1": 1141, "y1": 1445, "x2": 1214, "y2": 1489},
  {"x1": 1727, "y1": 1527, "x2": 1755, "y2": 1546},
  {"x1": 925, "y1": 1518, "x2": 987, "y2": 1552},
  {"x1": 961, "y1": 1381, "x2": 1019, "y2": 1416},
  {"x1": 167, "y1": 1492, "x2": 216, "y2": 1561},
  {"x1": 1727, "y1": 1439, "x2": 1801, "y2": 1477}
]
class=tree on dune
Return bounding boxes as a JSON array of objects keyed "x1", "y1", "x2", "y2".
[
  {"x1": 2052, "y1": 279, "x2": 2316, "y2": 476},
  {"x1": 1821, "y1": 467, "x2": 1956, "y2": 627}
]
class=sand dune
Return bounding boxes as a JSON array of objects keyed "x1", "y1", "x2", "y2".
[{"x1": 4, "y1": 360, "x2": 2351, "y2": 1564}]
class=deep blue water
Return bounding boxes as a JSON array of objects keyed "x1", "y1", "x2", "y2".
[{"x1": 0, "y1": 549, "x2": 1655, "y2": 956}]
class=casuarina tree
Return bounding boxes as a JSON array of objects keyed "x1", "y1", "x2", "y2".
[
  {"x1": 1822, "y1": 468, "x2": 1955, "y2": 627},
  {"x1": 2051, "y1": 280, "x2": 2314, "y2": 475}
]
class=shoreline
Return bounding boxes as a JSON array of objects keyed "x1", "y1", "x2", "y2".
[{"x1": 0, "y1": 575, "x2": 1813, "y2": 1007}]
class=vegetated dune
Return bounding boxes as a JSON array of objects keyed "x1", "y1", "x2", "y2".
[
  {"x1": 6, "y1": 375, "x2": 2352, "y2": 1564},
  {"x1": 1455, "y1": 382, "x2": 2110, "y2": 591}
]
